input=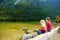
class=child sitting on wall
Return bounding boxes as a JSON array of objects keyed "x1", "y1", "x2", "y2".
[{"x1": 34, "y1": 20, "x2": 47, "y2": 35}]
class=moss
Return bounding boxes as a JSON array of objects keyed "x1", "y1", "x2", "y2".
[{"x1": 57, "y1": 28, "x2": 60, "y2": 33}]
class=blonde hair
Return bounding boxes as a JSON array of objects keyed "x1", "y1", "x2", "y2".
[
  {"x1": 40, "y1": 20, "x2": 47, "y2": 30},
  {"x1": 40, "y1": 20, "x2": 46, "y2": 25}
]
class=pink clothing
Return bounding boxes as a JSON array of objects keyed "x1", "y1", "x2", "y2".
[{"x1": 46, "y1": 21, "x2": 52, "y2": 31}]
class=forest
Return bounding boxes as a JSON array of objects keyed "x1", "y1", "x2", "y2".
[{"x1": 0, "y1": 0, "x2": 60, "y2": 21}]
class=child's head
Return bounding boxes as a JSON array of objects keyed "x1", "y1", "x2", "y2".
[
  {"x1": 46, "y1": 17, "x2": 50, "y2": 22},
  {"x1": 40, "y1": 20, "x2": 46, "y2": 25}
]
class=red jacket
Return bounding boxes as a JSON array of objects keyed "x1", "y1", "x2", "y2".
[{"x1": 46, "y1": 21, "x2": 52, "y2": 31}]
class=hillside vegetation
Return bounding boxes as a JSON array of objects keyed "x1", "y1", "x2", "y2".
[{"x1": 0, "y1": 0, "x2": 60, "y2": 21}]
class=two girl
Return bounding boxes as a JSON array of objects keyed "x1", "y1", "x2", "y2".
[{"x1": 34, "y1": 17, "x2": 52, "y2": 35}]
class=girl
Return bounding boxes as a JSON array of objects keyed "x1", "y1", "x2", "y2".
[
  {"x1": 46, "y1": 17, "x2": 52, "y2": 32},
  {"x1": 34, "y1": 20, "x2": 47, "y2": 35},
  {"x1": 39, "y1": 20, "x2": 47, "y2": 33}
]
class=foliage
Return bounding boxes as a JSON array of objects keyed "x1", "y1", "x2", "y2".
[
  {"x1": 0, "y1": 0, "x2": 60, "y2": 21},
  {"x1": 56, "y1": 15, "x2": 60, "y2": 23}
]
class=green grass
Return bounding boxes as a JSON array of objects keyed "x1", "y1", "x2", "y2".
[
  {"x1": 0, "y1": 21, "x2": 40, "y2": 30},
  {"x1": 0, "y1": 22, "x2": 40, "y2": 40},
  {"x1": 57, "y1": 28, "x2": 60, "y2": 33}
]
